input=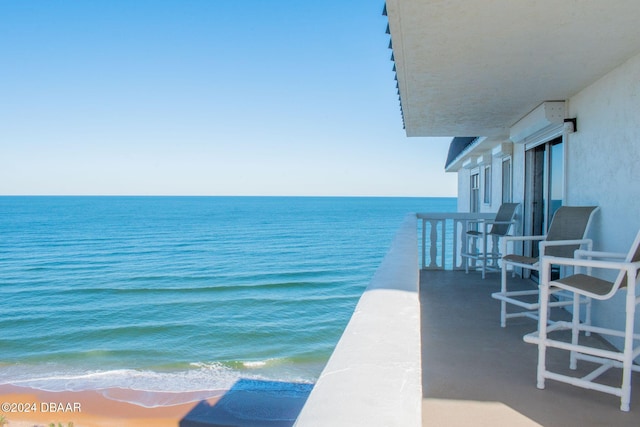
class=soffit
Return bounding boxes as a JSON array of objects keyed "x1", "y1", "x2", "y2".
[{"x1": 385, "y1": 0, "x2": 640, "y2": 138}]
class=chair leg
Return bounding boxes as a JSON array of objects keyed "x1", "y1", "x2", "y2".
[
  {"x1": 464, "y1": 235, "x2": 469, "y2": 274},
  {"x1": 536, "y1": 266, "x2": 551, "y2": 390},
  {"x1": 500, "y1": 263, "x2": 508, "y2": 327},
  {"x1": 481, "y1": 235, "x2": 487, "y2": 279},
  {"x1": 491, "y1": 235, "x2": 499, "y2": 270},
  {"x1": 620, "y1": 285, "x2": 636, "y2": 412},
  {"x1": 586, "y1": 296, "x2": 592, "y2": 337},
  {"x1": 570, "y1": 293, "x2": 580, "y2": 370}
]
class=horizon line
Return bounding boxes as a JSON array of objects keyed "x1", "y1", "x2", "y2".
[{"x1": 0, "y1": 194, "x2": 457, "y2": 198}]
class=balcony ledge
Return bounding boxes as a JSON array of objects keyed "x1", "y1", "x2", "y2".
[{"x1": 295, "y1": 214, "x2": 421, "y2": 426}]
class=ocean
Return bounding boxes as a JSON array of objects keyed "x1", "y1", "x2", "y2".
[{"x1": 0, "y1": 196, "x2": 455, "y2": 406}]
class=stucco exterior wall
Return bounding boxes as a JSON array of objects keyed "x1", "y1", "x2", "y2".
[
  {"x1": 566, "y1": 51, "x2": 640, "y2": 338},
  {"x1": 512, "y1": 143, "x2": 526, "y2": 209},
  {"x1": 457, "y1": 169, "x2": 470, "y2": 212}
]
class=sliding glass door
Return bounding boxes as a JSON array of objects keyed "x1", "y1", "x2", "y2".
[{"x1": 524, "y1": 137, "x2": 564, "y2": 259}]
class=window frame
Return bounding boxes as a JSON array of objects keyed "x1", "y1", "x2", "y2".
[
  {"x1": 470, "y1": 170, "x2": 480, "y2": 213},
  {"x1": 483, "y1": 165, "x2": 492, "y2": 205}
]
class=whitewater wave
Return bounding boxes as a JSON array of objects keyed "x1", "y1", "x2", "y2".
[{"x1": 0, "y1": 360, "x2": 316, "y2": 408}]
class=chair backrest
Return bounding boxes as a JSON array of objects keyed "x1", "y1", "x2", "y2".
[
  {"x1": 489, "y1": 203, "x2": 520, "y2": 236},
  {"x1": 545, "y1": 206, "x2": 599, "y2": 257},
  {"x1": 615, "y1": 228, "x2": 640, "y2": 289}
]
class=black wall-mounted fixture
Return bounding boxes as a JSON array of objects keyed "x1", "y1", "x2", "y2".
[{"x1": 564, "y1": 118, "x2": 577, "y2": 133}]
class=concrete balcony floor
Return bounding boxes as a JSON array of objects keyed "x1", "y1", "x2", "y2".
[{"x1": 420, "y1": 270, "x2": 640, "y2": 427}]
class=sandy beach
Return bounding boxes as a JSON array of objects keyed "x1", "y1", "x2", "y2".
[
  {"x1": 0, "y1": 384, "x2": 221, "y2": 427},
  {"x1": 0, "y1": 382, "x2": 311, "y2": 427}
]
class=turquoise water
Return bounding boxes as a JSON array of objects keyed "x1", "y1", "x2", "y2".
[{"x1": 0, "y1": 196, "x2": 455, "y2": 404}]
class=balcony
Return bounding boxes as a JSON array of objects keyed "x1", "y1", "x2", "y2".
[
  {"x1": 421, "y1": 269, "x2": 640, "y2": 426},
  {"x1": 297, "y1": 212, "x2": 640, "y2": 426}
]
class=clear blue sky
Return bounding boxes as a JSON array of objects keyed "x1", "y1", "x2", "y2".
[{"x1": 0, "y1": 1, "x2": 456, "y2": 197}]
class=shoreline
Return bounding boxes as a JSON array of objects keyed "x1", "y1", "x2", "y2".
[
  {"x1": 1, "y1": 381, "x2": 312, "y2": 427},
  {"x1": 0, "y1": 384, "x2": 222, "y2": 427}
]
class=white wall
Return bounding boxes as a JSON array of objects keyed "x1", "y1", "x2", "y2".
[
  {"x1": 457, "y1": 169, "x2": 470, "y2": 212},
  {"x1": 512, "y1": 143, "x2": 526, "y2": 210},
  {"x1": 565, "y1": 51, "x2": 640, "y2": 339}
]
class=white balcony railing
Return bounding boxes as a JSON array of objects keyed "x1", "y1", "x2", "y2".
[{"x1": 417, "y1": 212, "x2": 495, "y2": 270}]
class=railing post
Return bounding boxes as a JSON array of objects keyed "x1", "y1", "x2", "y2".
[
  {"x1": 421, "y1": 218, "x2": 426, "y2": 269},
  {"x1": 461, "y1": 219, "x2": 468, "y2": 270},
  {"x1": 451, "y1": 219, "x2": 457, "y2": 269},
  {"x1": 440, "y1": 218, "x2": 446, "y2": 269},
  {"x1": 429, "y1": 219, "x2": 438, "y2": 268}
]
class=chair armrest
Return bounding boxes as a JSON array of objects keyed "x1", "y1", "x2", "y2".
[
  {"x1": 466, "y1": 218, "x2": 492, "y2": 226},
  {"x1": 540, "y1": 238, "x2": 592, "y2": 248},
  {"x1": 502, "y1": 234, "x2": 545, "y2": 243},
  {"x1": 574, "y1": 250, "x2": 627, "y2": 260},
  {"x1": 541, "y1": 255, "x2": 631, "y2": 271},
  {"x1": 484, "y1": 220, "x2": 517, "y2": 225}
]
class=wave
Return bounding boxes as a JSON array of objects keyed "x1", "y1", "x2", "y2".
[{"x1": 0, "y1": 359, "x2": 318, "y2": 408}]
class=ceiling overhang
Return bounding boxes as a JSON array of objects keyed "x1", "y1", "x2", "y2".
[{"x1": 384, "y1": 0, "x2": 640, "y2": 138}]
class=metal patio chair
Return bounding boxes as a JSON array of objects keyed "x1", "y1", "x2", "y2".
[
  {"x1": 461, "y1": 202, "x2": 520, "y2": 279},
  {"x1": 524, "y1": 228, "x2": 640, "y2": 411},
  {"x1": 492, "y1": 206, "x2": 599, "y2": 327}
]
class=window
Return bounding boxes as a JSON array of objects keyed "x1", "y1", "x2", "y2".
[
  {"x1": 502, "y1": 157, "x2": 512, "y2": 203},
  {"x1": 470, "y1": 172, "x2": 480, "y2": 213},
  {"x1": 483, "y1": 166, "x2": 491, "y2": 204}
]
